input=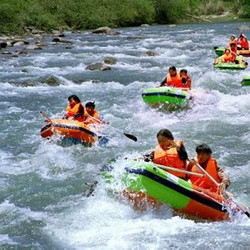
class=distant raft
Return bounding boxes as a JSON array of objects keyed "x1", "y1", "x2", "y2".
[
  {"x1": 40, "y1": 118, "x2": 108, "y2": 146},
  {"x1": 214, "y1": 46, "x2": 250, "y2": 57},
  {"x1": 101, "y1": 161, "x2": 250, "y2": 221},
  {"x1": 214, "y1": 56, "x2": 248, "y2": 71},
  {"x1": 241, "y1": 75, "x2": 250, "y2": 86},
  {"x1": 142, "y1": 86, "x2": 191, "y2": 110}
]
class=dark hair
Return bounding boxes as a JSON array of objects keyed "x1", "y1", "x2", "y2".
[
  {"x1": 85, "y1": 101, "x2": 95, "y2": 109},
  {"x1": 157, "y1": 129, "x2": 174, "y2": 140},
  {"x1": 169, "y1": 66, "x2": 177, "y2": 72},
  {"x1": 68, "y1": 95, "x2": 81, "y2": 103},
  {"x1": 196, "y1": 144, "x2": 212, "y2": 155},
  {"x1": 180, "y1": 69, "x2": 187, "y2": 74}
]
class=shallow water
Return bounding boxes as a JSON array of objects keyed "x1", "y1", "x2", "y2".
[{"x1": 0, "y1": 22, "x2": 250, "y2": 249}]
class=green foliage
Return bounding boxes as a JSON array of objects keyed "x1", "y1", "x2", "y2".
[{"x1": 0, "y1": 0, "x2": 249, "y2": 35}]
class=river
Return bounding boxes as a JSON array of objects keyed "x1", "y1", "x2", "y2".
[{"x1": 0, "y1": 22, "x2": 250, "y2": 249}]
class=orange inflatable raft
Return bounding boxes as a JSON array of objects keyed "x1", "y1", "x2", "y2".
[{"x1": 41, "y1": 119, "x2": 107, "y2": 146}]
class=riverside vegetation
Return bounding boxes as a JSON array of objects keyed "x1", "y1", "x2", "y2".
[{"x1": 0, "y1": 0, "x2": 250, "y2": 35}]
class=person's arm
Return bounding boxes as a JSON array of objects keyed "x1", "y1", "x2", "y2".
[
  {"x1": 177, "y1": 144, "x2": 188, "y2": 162},
  {"x1": 138, "y1": 151, "x2": 154, "y2": 162},
  {"x1": 159, "y1": 77, "x2": 167, "y2": 87},
  {"x1": 216, "y1": 164, "x2": 230, "y2": 191}
]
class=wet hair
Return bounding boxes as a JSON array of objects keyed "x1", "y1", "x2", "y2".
[
  {"x1": 180, "y1": 69, "x2": 187, "y2": 74},
  {"x1": 196, "y1": 144, "x2": 212, "y2": 155},
  {"x1": 169, "y1": 66, "x2": 177, "y2": 72},
  {"x1": 157, "y1": 129, "x2": 174, "y2": 140},
  {"x1": 85, "y1": 101, "x2": 95, "y2": 109},
  {"x1": 225, "y1": 48, "x2": 231, "y2": 53},
  {"x1": 68, "y1": 95, "x2": 81, "y2": 103}
]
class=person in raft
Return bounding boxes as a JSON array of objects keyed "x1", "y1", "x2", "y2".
[
  {"x1": 84, "y1": 101, "x2": 104, "y2": 124},
  {"x1": 142, "y1": 129, "x2": 189, "y2": 180},
  {"x1": 158, "y1": 66, "x2": 192, "y2": 89},
  {"x1": 237, "y1": 33, "x2": 249, "y2": 50},
  {"x1": 64, "y1": 95, "x2": 85, "y2": 122},
  {"x1": 214, "y1": 48, "x2": 235, "y2": 64},
  {"x1": 228, "y1": 35, "x2": 237, "y2": 47},
  {"x1": 187, "y1": 144, "x2": 230, "y2": 193}
]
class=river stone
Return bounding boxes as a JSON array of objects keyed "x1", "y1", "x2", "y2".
[
  {"x1": 52, "y1": 37, "x2": 72, "y2": 43},
  {"x1": 0, "y1": 41, "x2": 7, "y2": 48},
  {"x1": 146, "y1": 51, "x2": 156, "y2": 56},
  {"x1": 40, "y1": 76, "x2": 61, "y2": 86},
  {"x1": 26, "y1": 44, "x2": 42, "y2": 50},
  {"x1": 86, "y1": 63, "x2": 111, "y2": 71},
  {"x1": 92, "y1": 27, "x2": 120, "y2": 35},
  {"x1": 104, "y1": 57, "x2": 117, "y2": 65}
]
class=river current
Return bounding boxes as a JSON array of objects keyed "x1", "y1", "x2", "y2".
[{"x1": 0, "y1": 22, "x2": 250, "y2": 249}]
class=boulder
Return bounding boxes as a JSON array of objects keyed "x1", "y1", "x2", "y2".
[
  {"x1": 52, "y1": 37, "x2": 72, "y2": 43},
  {"x1": 145, "y1": 51, "x2": 156, "y2": 56},
  {"x1": 40, "y1": 76, "x2": 61, "y2": 86},
  {"x1": 86, "y1": 63, "x2": 111, "y2": 71},
  {"x1": 104, "y1": 57, "x2": 117, "y2": 65},
  {"x1": 26, "y1": 44, "x2": 42, "y2": 50},
  {"x1": 0, "y1": 41, "x2": 7, "y2": 48},
  {"x1": 92, "y1": 27, "x2": 120, "y2": 35}
]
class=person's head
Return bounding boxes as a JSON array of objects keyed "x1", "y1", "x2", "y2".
[
  {"x1": 85, "y1": 101, "x2": 95, "y2": 115},
  {"x1": 195, "y1": 144, "x2": 212, "y2": 164},
  {"x1": 230, "y1": 42, "x2": 236, "y2": 48},
  {"x1": 157, "y1": 129, "x2": 174, "y2": 150},
  {"x1": 68, "y1": 95, "x2": 81, "y2": 108},
  {"x1": 169, "y1": 66, "x2": 177, "y2": 77},
  {"x1": 180, "y1": 69, "x2": 188, "y2": 77},
  {"x1": 225, "y1": 48, "x2": 231, "y2": 55},
  {"x1": 230, "y1": 35, "x2": 235, "y2": 40}
]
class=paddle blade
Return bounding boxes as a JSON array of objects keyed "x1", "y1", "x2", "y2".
[{"x1": 124, "y1": 133, "x2": 137, "y2": 142}]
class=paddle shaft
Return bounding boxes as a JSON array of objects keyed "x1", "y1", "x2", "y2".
[
  {"x1": 40, "y1": 111, "x2": 51, "y2": 121},
  {"x1": 152, "y1": 162, "x2": 204, "y2": 177},
  {"x1": 85, "y1": 114, "x2": 137, "y2": 141}
]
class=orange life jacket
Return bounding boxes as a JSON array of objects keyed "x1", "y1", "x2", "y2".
[
  {"x1": 166, "y1": 72, "x2": 184, "y2": 88},
  {"x1": 180, "y1": 75, "x2": 192, "y2": 90},
  {"x1": 223, "y1": 53, "x2": 234, "y2": 62},
  {"x1": 229, "y1": 46, "x2": 237, "y2": 56},
  {"x1": 189, "y1": 157, "x2": 221, "y2": 192},
  {"x1": 229, "y1": 39, "x2": 237, "y2": 46},
  {"x1": 239, "y1": 38, "x2": 249, "y2": 50},
  {"x1": 66, "y1": 103, "x2": 85, "y2": 122},
  {"x1": 153, "y1": 140, "x2": 186, "y2": 178},
  {"x1": 84, "y1": 110, "x2": 100, "y2": 124}
]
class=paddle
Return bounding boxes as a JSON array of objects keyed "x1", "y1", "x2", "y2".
[
  {"x1": 40, "y1": 111, "x2": 51, "y2": 122},
  {"x1": 189, "y1": 159, "x2": 250, "y2": 218},
  {"x1": 85, "y1": 114, "x2": 138, "y2": 142},
  {"x1": 149, "y1": 162, "x2": 205, "y2": 177}
]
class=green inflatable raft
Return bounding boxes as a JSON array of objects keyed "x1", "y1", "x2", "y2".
[
  {"x1": 214, "y1": 46, "x2": 250, "y2": 57},
  {"x1": 142, "y1": 86, "x2": 191, "y2": 109},
  {"x1": 214, "y1": 56, "x2": 247, "y2": 71},
  {"x1": 101, "y1": 161, "x2": 250, "y2": 221},
  {"x1": 241, "y1": 75, "x2": 250, "y2": 86},
  {"x1": 214, "y1": 46, "x2": 225, "y2": 57}
]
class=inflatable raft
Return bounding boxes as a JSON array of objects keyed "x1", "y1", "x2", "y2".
[
  {"x1": 41, "y1": 119, "x2": 108, "y2": 146},
  {"x1": 214, "y1": 56, "x2": 247, "y2": 71},
  {"x1": 142, "y1": 86, "x2": 191, "y2": 110},
  {"x1": 214, "y1": 47, "x2": 250, "y2": 57},
  {"x1": 102, "y1": 161, "x2": 250, "y2": 221},
  {"x1": 241, "y1": 75, "x2": 250, "y2": 86}
]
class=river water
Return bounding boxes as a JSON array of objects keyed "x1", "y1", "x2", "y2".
[{"x1": 0, "y1": 22, "x2": 250, "y2": 249}]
